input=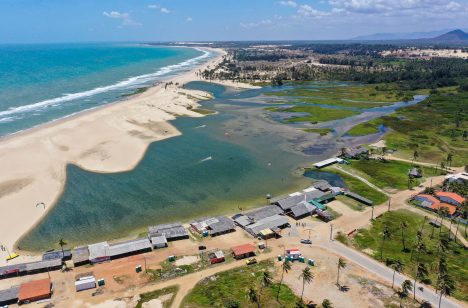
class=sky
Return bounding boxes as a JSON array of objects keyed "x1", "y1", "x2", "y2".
[{"x1": 1, "y1": 0, "x2": 467, "y2": 43}]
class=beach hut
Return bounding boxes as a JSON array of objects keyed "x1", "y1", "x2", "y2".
[
  {"x1": 286, "y1": 248, "x2": 301, "y2": 260},
  {"x1": 148, "y1": 223, "x2": 189, "y2": 242},
  {"x1": 88, "y1": 242, "x2": 110, "y2": 264},
  {"x1": 75, "y1": 276, "x2": 97, "y2": 292},
  {"x1": 208, "y1": 251, "x2": 225, "y2": 264},
  {"x1": 18, "y1": 278, "x2": 52, "y2": 304},
  {"x1": 72, "y1": 246, "x2": 90, "y2": 267},
  {"x1": 151, "y1": 235, "x2": 168, "y2": 249},
  {"x1": 0, "y1": 286, "x2": 19, "y2": 306},
  {"x1": 290, "y1": 201, "x2": 316, "y2": 220},
  {"x1": 24, "y1": 259, "x2": 62, "y2": 275},
  {"x1": 245, "y1": 214, "x2": 289, "y2": 236},
  {"x1": 108, "y1": 238, "x2": 152, "y2": 260},
  {"x1": 231, "y1": 244, "x2": 256, "y2": 259}
]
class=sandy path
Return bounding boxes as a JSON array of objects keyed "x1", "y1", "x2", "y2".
[{"x1": 331, "y1": 165, "x2": 391, "y2": 196}]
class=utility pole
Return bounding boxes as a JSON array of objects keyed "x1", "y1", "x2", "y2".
[
  {"x1": 330, "y1": 224, "x2": 333, "y2": 241},
  {"x1": 304, "y1": 228, "x2": 312, "y2": 240},
  {"x1": 371, "y1": 205, "x2": 375, "y2": 220},
  {"x1": 387, "y1": 197, "x2": 391, "y2": 212},
  {"x1": 144, "y1": 256, "x2": 147, "y2": 273}
]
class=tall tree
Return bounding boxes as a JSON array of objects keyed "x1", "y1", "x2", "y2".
[
  {"x1": 438, "y1": 207, "x2": 450, "y2": 236},
  {"x1": 276, "y1": 259, "x2": 291, "y2": 301},
  {"x1": 399, "y1": 221, "x2": 409, "y2": 251},
  {"x1": 412, "y1": 150, "x2": 419, "y2": 165},
  {"x1": 413, "y1": 263, "x2": 428, "y2": 299},
  {"x1": 410, "y1": 230, "x2": 423, "y2": 261},
  {"x1": 298, "y1": 267, "x2": 314, "y2": 302},
  {"x1": 446, "y1": 153, "x2": 453, "y2": 168},
  {"x1": 380, "y1": 225, "x2": 392, "y2": 260},
  {"x1": 336, "y1": 257, "x2": 347, "y2": 287},
  {"x1": 247, "y1": 286, "x2": 260, "y2": 308},
  {"x1": 58, "y1": 238, "x2": 67, "y2": 256},
  {"x1": 399, "y1": 279, "x2": 413, "y2": 308},
  {"x1": 407, "y1": 174, "x2": 415, "y2": 189},
  {"x1": 322, "y1": 299, "x2": 333, "y2": 308},
  {"x1": 258, "y1": 271, "x2": 272, "y2": 306},
  {"x1": 437, "y1": 274, "x2": 456, "y2": 308},
  {"x1": 388, "y1": 259, "x2": 404, "y2": 289}
]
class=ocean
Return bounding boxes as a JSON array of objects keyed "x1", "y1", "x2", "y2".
[{"x1": 0, "y1": 43, "x2": 210, "y2": 137}]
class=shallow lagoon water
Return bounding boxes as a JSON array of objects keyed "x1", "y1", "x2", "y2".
[{"x1": 19, "y1": 82, "x2": 425, "y2": 251}]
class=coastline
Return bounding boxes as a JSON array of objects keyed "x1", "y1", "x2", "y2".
[{"x1": 0, "y1": 47, "x2": 258, "y2": 265}]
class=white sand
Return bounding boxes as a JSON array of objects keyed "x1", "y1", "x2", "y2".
[{"x1": 0, "y1": 47, "x2": 255, "y2": 265}]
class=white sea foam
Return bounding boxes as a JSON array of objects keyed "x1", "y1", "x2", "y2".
[
  {"x1": 0, "y1": 49, "x2": 211, "y2": 120},
  {"x1": 199, "y1": 156, "x2": 213, "y2": 163}
]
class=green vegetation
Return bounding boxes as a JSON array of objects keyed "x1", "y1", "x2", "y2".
[
  {"x1": 192, "y1": 108, "x2": 216, "y2": 115},
  {"x1": 341, "y1": 159, "x2": 439, "y2": 191},
  {"x1": 302, "y1": 128, "x2": 334, "y2": 136},
  {"x1": 309, "y1": 168, "x2": 388, "y2": 205},
  {"x1": 136, "y1": 286, "x2": 179, "y2": 308},
  {"x1": 122, "y1": 87, "x2": 148, "y2": 97},
  {"x1": 182, "y1": 260, "x2": 301, "y2": 307},
  {"x1": 354, "y1": 209, "x2": 468, "y2": 301},
  {"x1": 346, "y1": 118, "x2": 383, "y2": 136},
  {"x1": 335, "y1": 195, "x2": 366, "y2": 211},
  {"x1": 267, "y1": 105, "x2": 358, "y2": 124}
]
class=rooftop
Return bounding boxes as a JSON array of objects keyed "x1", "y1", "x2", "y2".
[
  {"x1": 0, "y1": 285, "x2": 19, "y2": 303},
  {"x1": 108, "y1": 238, "x2": 151, "y2": 257},
  {"x1": 290, "y1": 201, "x2": 316, "y2": 218},
  {"x1": 435, "y1": 191, "x2": 465, "y2": 203},
  {"x1": 148, "y1": 223, "x2": 188, "y2": 239},
  {"x1": 246, "y1": 214, "x2": 289, "y2": 235},
  {"x1": 18, "y1": 278, "x2": 51, "y2": 301},
  {"x1": 431, "y1": 203, "x2": 457, "y2": 215},
  {"x1": 245, "y1": 205, "x2": 283, "y2": 221},
  {"x1": 231, "y1": 243, "x2": 255, "y2": 256}
]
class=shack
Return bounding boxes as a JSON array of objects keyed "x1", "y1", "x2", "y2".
[
  {"x1": 18, "y1": 278, "x2": 52, "y2": 304},
  {"x1": 0, "y1": 263, "x2": 26, "y2": 279},
  {"x1": 290, "y1": 201, "x2": 316, "y2": 219},
  {"x1": 25, "y1": 259, "x2": 62, "y2": 275},
  {"x1": 148, "y1": 223, "x2": 189, "y2": 242},
  {"x1": 245, "y1": 205, "x2": 283, "y2": 221},
  {"x1": 88, "y1": 242, "x2": 110, "y2": 264},
  {"x1": 316, "y1": 209, "x2": 334, "y2": 222},
  {"x1": 245, "y1": 214, "x2": 289, "y2": 236},
  {"x1": 314, "y1": 157, "x2": 343, "y2": 169},
  {"x1": 75, "y1": 275, "x2": 96, "y2": 292},
  {"x1": 42, "y1": 249, "x2": 72, "y2": 261},
  {"x1": 276, "y1": 193, "x2": 306, "y2": 211},
  {"x1": 72, "y1": 246, "x2": 90, "y2": 267},
  {"x1": 0, "y1": 286, "x2": 19, "y2": 306},
  {"x1": 208, "y1": 251, "x2": 225, "y2": 264},
  {"x1": 341, "y1": 146, "x2": 369, "y2": 159},
  {"x1": 108, "y1": 238, "x2": 152, "y2": 259},
  {"x1": 344, "y1": 191, "x2": 373, "y2": 206},
  {"x1": 190, "y1": 216, "x2": 236, "y2": 237},
  {"x1": 150, "y1": 235, "x2": 168, "y2": 249},
  {"x1": 232, "y1": 244, "x2": 256, "y2": 259}
]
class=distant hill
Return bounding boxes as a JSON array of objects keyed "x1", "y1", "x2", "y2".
[
  {"x1": 352, "y1": 30, "x2": 450, "y2": 41},
  {"x1": 432, "y1": 29, "x2": 468, "y2": 41}
]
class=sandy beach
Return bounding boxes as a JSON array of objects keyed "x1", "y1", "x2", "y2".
[{"x1": 0, "y1": 47, "x2": 257, "y2": 266}]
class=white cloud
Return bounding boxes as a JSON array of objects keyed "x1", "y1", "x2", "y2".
[
  {"x1": 297, "y1": 4, "x2": 330, "y2": 18},
  {"x1": 160, "y1": 7, "x2": 171, "y2": 14},
  {"x1": 240, "y1": 19, "x2": 273, "y2": 29},
  {"x1": 147, "y1": 4, "x2": 160, "y2": 9},
  {"x1": 103, "y1": 11, "x2": 141, "y2": 26},
  {"x1": 186, "y1": 17, "x2": 193, "y2": 22},
  {"x1": 279, "y1": 0, "x2": 298, "y2": 7}
]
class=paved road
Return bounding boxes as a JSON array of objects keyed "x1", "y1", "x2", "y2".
[{"x1": 320, "y1": 241, "x2": 464, "y2": 308}]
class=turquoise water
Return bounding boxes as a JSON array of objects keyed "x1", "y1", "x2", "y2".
[{"x1": 0, "y1": 43, "x2": 209, "y2": 136}]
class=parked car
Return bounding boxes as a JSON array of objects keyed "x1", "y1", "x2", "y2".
[
  {"x1": 246, "y1": 258, "x2": 257, "y2": 265},
  {"x1": 198, "y1": 245, "x2": 207, "y2": 250},
  {"x1": 300, "y1": 239, "x2": 312, "y2": 244}
]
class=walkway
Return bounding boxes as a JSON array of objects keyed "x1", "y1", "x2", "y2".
[{"x1": 331, "y1": 165, "x2": 391, "y2": 196}]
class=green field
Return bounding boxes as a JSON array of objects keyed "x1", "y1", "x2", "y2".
[
  {"x1": 353, "y1": 209, "x2": 468, "y2": 301},
  {"x1": 346, "y1": 89, "x2": 467, "y2": 167},
  {"x1": 182, "y1": 260, "x2": 301, "y2": 307},
  {"x1": 136, "y1": 286, "x2": 179, "y2": 308},
  {"x1": 267, "y1": 105, "x2": 358, "y2": 124},
  {"x1": 341, "y1": 159, "x2": 439, "y2": 191},
  {"x1": 302, "y1": 128, "x2": 334, "y2": 136},
  {"x1": 346, "y1": 118, "x2": 383, "y2": 136},
  {"x1": 308, "y1": 167, "x2": 388, "y2": 205}
]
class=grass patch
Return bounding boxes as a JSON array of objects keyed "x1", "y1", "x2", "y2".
[
  {"x1": 182, "y1": 260, "x2": 301, "y2": 308},
  {"x1": 342, "y1": 159, "x2": 439, "y2": 191},
  {"x1": 267, "y1": 105, "x2": 358, "y2": 124},
  {"x1": 192, "y1": 108, "x2": 216, "y2": 115},
  {"x1": 136, "y1": 285, "x2": 179, "y2": 308},
  {"x1": 302, "y1": 128, "x2": 334, "y2": 135},
  {"x1": 335, "y1": 232, "x2": 349, "y2": 245},
  {"x1": 308, "y1": 168, "x2": 388, "y2": 205},
  {"x1": 336, "y1": 195, "x2": 367, "y2": 211},
  {"x1": 353, "y1": 209, "x2": 468, "y2": 302},
  {"x1": 346, "y1": 118, "x2": 383, "y2": 136}
]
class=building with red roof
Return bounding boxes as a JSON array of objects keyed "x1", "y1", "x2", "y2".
[
  {"x1": 231, "y1": 243, "x2": 255, "y2": 259},
  {"x1": 431, "y1": 203, "x2": 457, "y2": 216},
  {"x1": 435, "y1": 191, "x2": 465, "y2": 206},
  {"x1": 18, "y1": 278, "x2": 51, "y2": 304},
  {"x1": 414, "y1": 194, "x2": 440, "y2": 208}
]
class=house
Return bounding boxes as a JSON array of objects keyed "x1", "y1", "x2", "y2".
[
  {"x1": 150, "y1": 235, "x2": 168, "y2": 249},
  {"x1": 108, "y1": 238, "x2": 152, "y2": 260},
  {"x1": 344, "y1": 191, "x2": 373, "y2": 206},
  {"x1": 190, "y1": 216, "x2": 236, "y2": 237},
  {"x1": 341, "y1": 146, "x2": 369, "y2": 159},
  {"x1": 414, "y1": 194, "x2": 440, "y2": 208},
  {"x1": 275, "y1": 188, "x2": 325, "y2": 211},
  {"x1": 431, "y1": 203, "x2": 457, "y2": 216},
  {"x1": 148, "y1": 223, "x2": 189, "y2": 242},
  {"x1": 75, "y1": 275, "x2": 96, "y2": 292},
  {"x1": 18, "y1": 278, "x2": 52, "y2": 305},
  {"x1": 208, "y1": 251, "x2": 225, "y2": 264},
  {"x1": 316, "y1": 209, "x2": 334, "y2": 222},
  {"x1": 245, "y1": 214, "x2": 289, "y2": 236},
  {"x1": 313, "y1": 180, "x2": 332, "y2": 192},
  {"x1": 408, "y1": 167, "x2": 422, "y2": 178},
  {"x1": 445, "y1": 172, "x2": 468, "y2": 184},
  {"x1": 72, "y1": 246, "x2": 90, "y2": 267},
  {"x1": 232, "y1": 244, "x2": 256, "y2": 259},
  {"x1": 245, "y1": 205, "x2": 284, "y2": 221},
  {"x1": 232, "y1": 214, "x2": 253, "y2": 228},
  {"x1": 259, "y1": 228, "x2": 275, "y2": 239},
  {"x1": 435, "y1": 191, "x2": 465, "y2": 206},
  {"x1": 88, "y1": 242, "x2": 110, "y2": 264},
  {"x1": 42, "y1": 249, "x2": 72, "y2": 261},
  {"x1": 290, "y1": 201, "x2": 316, "y2": 219},
  {"x1": 0, "y1": 286, "x2": 19, "y2": 306}
]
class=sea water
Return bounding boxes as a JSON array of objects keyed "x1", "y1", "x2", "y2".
[{"x1": 0, "y1": 43, "x2": 209, "y2": 136}]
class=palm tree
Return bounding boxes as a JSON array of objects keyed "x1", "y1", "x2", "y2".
[
  {"x1": 322, "y1": 299, "x2": 333, "y2": 308},
  {"x1": 415, "y1": 242, "x2": 427, "y2": 263},
  {"x1": 276, "y1": 259, "x2": 291, "y2": 301},
  {"x1": 438, "y1": 235, "x2": 450, "y2": 254},
  {"x1": 407, "y1": 174, "x2": 415, "y2": 189},
  {"x1": 258, "y1": 271, "x2": 272, "y2": 306},
  {"x1": 380, "y1": 225, "x2": 391, "y2": 260},
  {"x1": 298, "y1": 267, "x2": 314, "y2": 302},
  {"x1": 440, "y1": 161, "x2": 446, "y2": 174},
  {"x1": 437, "y1": 273, "x2": 456, "y2": 308},
  {"x1": 388, "y1": 259, "x2": 404, "y2": 289},
  {"x1": 247, "y1": 286, "x2": 260, "y2": 308},
  {"x1": 399, "y1": 221, "x2": 408, "y2": 251},
  {"x1": 431, "y1": 210, "x2": 440, "y2": 239},
  {"x1": 410, "y1": 230, "x2": 423, "y2": 261},
  {"x1": 381, "y1": 146, "x2": 387, "y2": 158},
  {"x1": 58, "y1": 238, "x2": 67, "y2": 256},
  {"x1": 412, "y1": 150, "x2": 419, "y2": 165},
  {"x1": 446, "y1": 153, "x2": 453, "y2": 168},
  {"x1": 413, "y1": 263, "x2": 428, "y2": 299},
  {"x1": 438, "y1": 207, "x2": 450, "y2": 236},
  {"x1": 336, "y1": 257, "x2": 347, "y2": 287},
  {"x1": 436, "y1": 255, "x2": 448, "y2": 290},
  {"x1": 399, "y1": 279, "x2": 413, "y2": 307}
]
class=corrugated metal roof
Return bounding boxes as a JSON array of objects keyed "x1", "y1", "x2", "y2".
[
  {"x1": 18, "y1": 278, "x2": 51, "y2": 301},
  {"x1": 245, "y1": 205, "x2": 283, "y2": 221},
  {"x1": 290, "y1": 201, "x2": 316, "y2": 217},
  {"x1": 0, "y1": 285, "x2": 19, "y2": 303},
  {"x1": 246, "y1": 214, "x2": 289, "y2": 235},
  {"x1": 42, "y1": 250, "x2": 71, "y2": 261},
  {"x1": 108, "y1": 238, "x2": 151, "y2": 257},
  {"x1": 72, "y1": 246, "x2": 90, "y2": 264},
  {"x1": 344, "y1": 191, "x2": 373, "y2": 205},
  {"x1": 25, "y1": 259, "x2": 62, "y2": 272},
  {"x1": 151, "y1": 235, "x2": 167, "y2": 246},
  {"x1": 148, "y1": 223, "x2": 188, "y2": 239},
  {"x1": 88, "y1": 242, "x2": 110, "y2": 260}
]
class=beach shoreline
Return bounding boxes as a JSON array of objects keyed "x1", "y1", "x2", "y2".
[{"x1": 0, "y1": 46, "x2": 258, "y2": 265}]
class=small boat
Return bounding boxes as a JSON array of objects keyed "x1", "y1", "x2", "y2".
[{"x1": 6, "y1": 253, "x2": 19, "y2": 261}]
